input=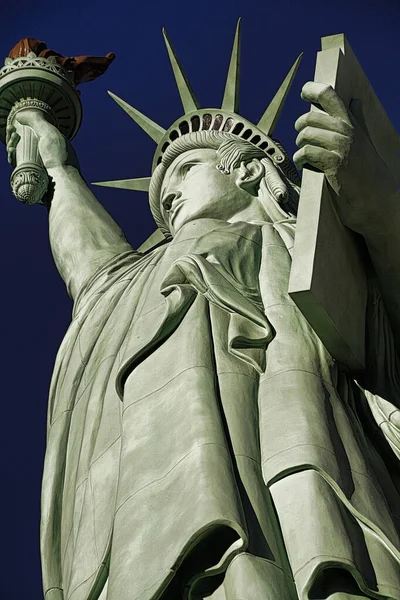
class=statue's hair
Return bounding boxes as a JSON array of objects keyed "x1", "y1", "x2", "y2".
[{"x1": 149, "y1": 130, "x2": 300, "y2": 238}]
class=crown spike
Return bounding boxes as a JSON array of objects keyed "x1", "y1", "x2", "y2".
[
  {"x1": 92, "y1": 177, "x2": 151, "y2": 192},
  {"x1": 108, "y1": 91, "x2": 165, "y2": 143},
  {"x1": 221, "y1": 18, "x2": 241, "y2": 113},
  {"x1": 257, "y1": 53, "x2": 303, "y2": 136},
  {"x1": 162, "y1": 28, "x2": 200, "y2": 113}
]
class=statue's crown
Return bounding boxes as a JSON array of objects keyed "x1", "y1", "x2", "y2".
[{"x1": 93, "y1": 19, "x2": 302, "y2": 194}]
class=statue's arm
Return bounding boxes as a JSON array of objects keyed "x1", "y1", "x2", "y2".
[
  {"x1": 46, "y1": 164, "x2": 133, "y2": 298},
  {"x1": 294, "y1": 82, "x2": 400, "y2": 346},
  {"x1": 8, "y1": 109, "x2": 133, "y2": 300}
]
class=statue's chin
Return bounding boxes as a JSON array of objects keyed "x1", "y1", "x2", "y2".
[{"x1": 169, "y1": 208, "x2": 209, "y2": 235}]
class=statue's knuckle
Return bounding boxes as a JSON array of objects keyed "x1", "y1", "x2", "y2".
[
  {"x1": 304, "y1": 112, "x2": 314, "y2": 126},
  {"x1": 303, "y1": 125, "x2": 315, "y2": 138},
  {"x1": 336, "y1": 116, "x2": 352, "y2": 133},
  {"x1": 295, "y1": 135, "x2": 306, "y2": 152},
  {"x1": 296, "y1": 114, "x2": 309, "y2": 133},
  {"x1": 293, "y1": 150, "x2": 302, "y2": 166},
  {"x1": 318, "y1": 84, "x2": 333, "y2": 101},
  {"x1": 334, "y1": 153, "x2": 344, "y2": 167},
  {"x1": 303, "y1": 144, "x2": 313, "y2": 157}
]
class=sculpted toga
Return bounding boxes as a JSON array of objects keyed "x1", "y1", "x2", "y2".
[{"x1": 6, "y1": 29, "x2": 400, "y2": 600}]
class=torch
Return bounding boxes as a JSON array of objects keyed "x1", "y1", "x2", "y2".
[{"x1": 0, "y1": 37, "x2": 115, "y2": 205}]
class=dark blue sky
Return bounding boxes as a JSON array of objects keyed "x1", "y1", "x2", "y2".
[{"x1": 2, "y1": 0, "x2": 400, "y2": 597}]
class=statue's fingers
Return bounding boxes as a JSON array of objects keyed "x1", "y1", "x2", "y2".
[
  {"x1": 6, "y1": 122, "x2": 16, "y2": 146},
  {"x1": 6, "y1": 131, "x2": 17, "y2": 148},
  {"x1": 296, "y1": 126, "x2": 351, "y2": 157},
  {"x1": 7, "y1": 146, "x2": 17, "y2": 165},
  {"x1": 10, "y1": 131, "x2": 20, "y2": 147},
  {"x1": 6, "y1": 132, "x2": 20, "y2": 163},
  {"x1": 293, "y1": 144, "x2": 341, "y2": 172},
  {"x1": 300, "y1": 82, "x2": 351, "y2": 125},
  {"x1": 295, "y1": 111, "x2": 353, "y2": 137}
]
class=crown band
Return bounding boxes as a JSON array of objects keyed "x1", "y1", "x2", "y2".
[{"x1": 152, "y1": 108, "x2": 286, "y2": 171}]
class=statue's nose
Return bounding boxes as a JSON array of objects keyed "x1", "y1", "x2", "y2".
[{"x1": 162, "y1": 191, "x2": 182, "y2": 212}]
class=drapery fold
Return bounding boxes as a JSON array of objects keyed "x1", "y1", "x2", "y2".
[{"x1": 41, "y1": 218, "x2": 400, "y2": 600}]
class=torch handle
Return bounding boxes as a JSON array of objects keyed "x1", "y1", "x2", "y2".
[
  {"x1": 14, "y1": 120, "x2": 39, "y2": 164},
  {"x1": 8, "y1": 99, "x2": 56, "y2": 205}
]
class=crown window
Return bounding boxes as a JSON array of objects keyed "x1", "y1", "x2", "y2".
[
  {"x1": 232, "y1": 122, "x2": 244, "y2": 135},
  {"x1": 179, "y1": 121, "x2": 189, "y2": 134},
  {"x1": 202, "y1": 114, "x2": 212, "y2": 130},
  {"x1": 191, "y1": 115, "x2": 200, "y2": 131},
  {"x1": 212, "y1": 114, "x2": 223, "y2": 130},
  {"x1": 223, "y1": 118, "x2": 234, "y2": 132}
]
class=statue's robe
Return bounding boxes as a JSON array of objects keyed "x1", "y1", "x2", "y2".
[{"x1": 41, "y1": 218, "x2": 400, "y2": 600}]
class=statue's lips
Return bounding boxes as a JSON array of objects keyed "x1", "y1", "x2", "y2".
[{"x1": 169, "y1": 199, "x2": 186, "y2": 223}]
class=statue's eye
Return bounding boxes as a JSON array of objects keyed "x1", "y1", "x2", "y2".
[{"x1": 182, "y1": 163, "x2": 198, "y2": 179}]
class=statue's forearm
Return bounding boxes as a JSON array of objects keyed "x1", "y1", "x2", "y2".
[{"x1": 47, "y1": 164, "x2": 132, "y2": 299}]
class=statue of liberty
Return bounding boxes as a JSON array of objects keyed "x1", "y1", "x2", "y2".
[{"x1": 3, "y1": 22, "x2": 400, "y2": 600}]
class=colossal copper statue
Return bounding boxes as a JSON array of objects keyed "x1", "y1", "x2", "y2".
[{"x1": 3, "y1": 23, "x2": 400, "y2": 600}]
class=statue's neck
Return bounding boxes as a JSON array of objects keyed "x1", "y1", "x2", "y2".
[
  {"x1": 172, "y1": 199, "x2": 271, "y2": 241},
  {"x1": 172, "y1": 218, "x2": 232, "y2": 242},
  {"x1": 228, "y1": 196, "x2": 272, "y2": 225}
]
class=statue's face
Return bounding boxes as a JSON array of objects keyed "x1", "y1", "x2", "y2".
[{"x1": 160, "y1": 148, "x2": 252, "y2": 234}]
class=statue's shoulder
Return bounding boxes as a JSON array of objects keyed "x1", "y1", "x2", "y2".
[{"x1": 72, "y1": 248, "x2": 163, "y2": 317}]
